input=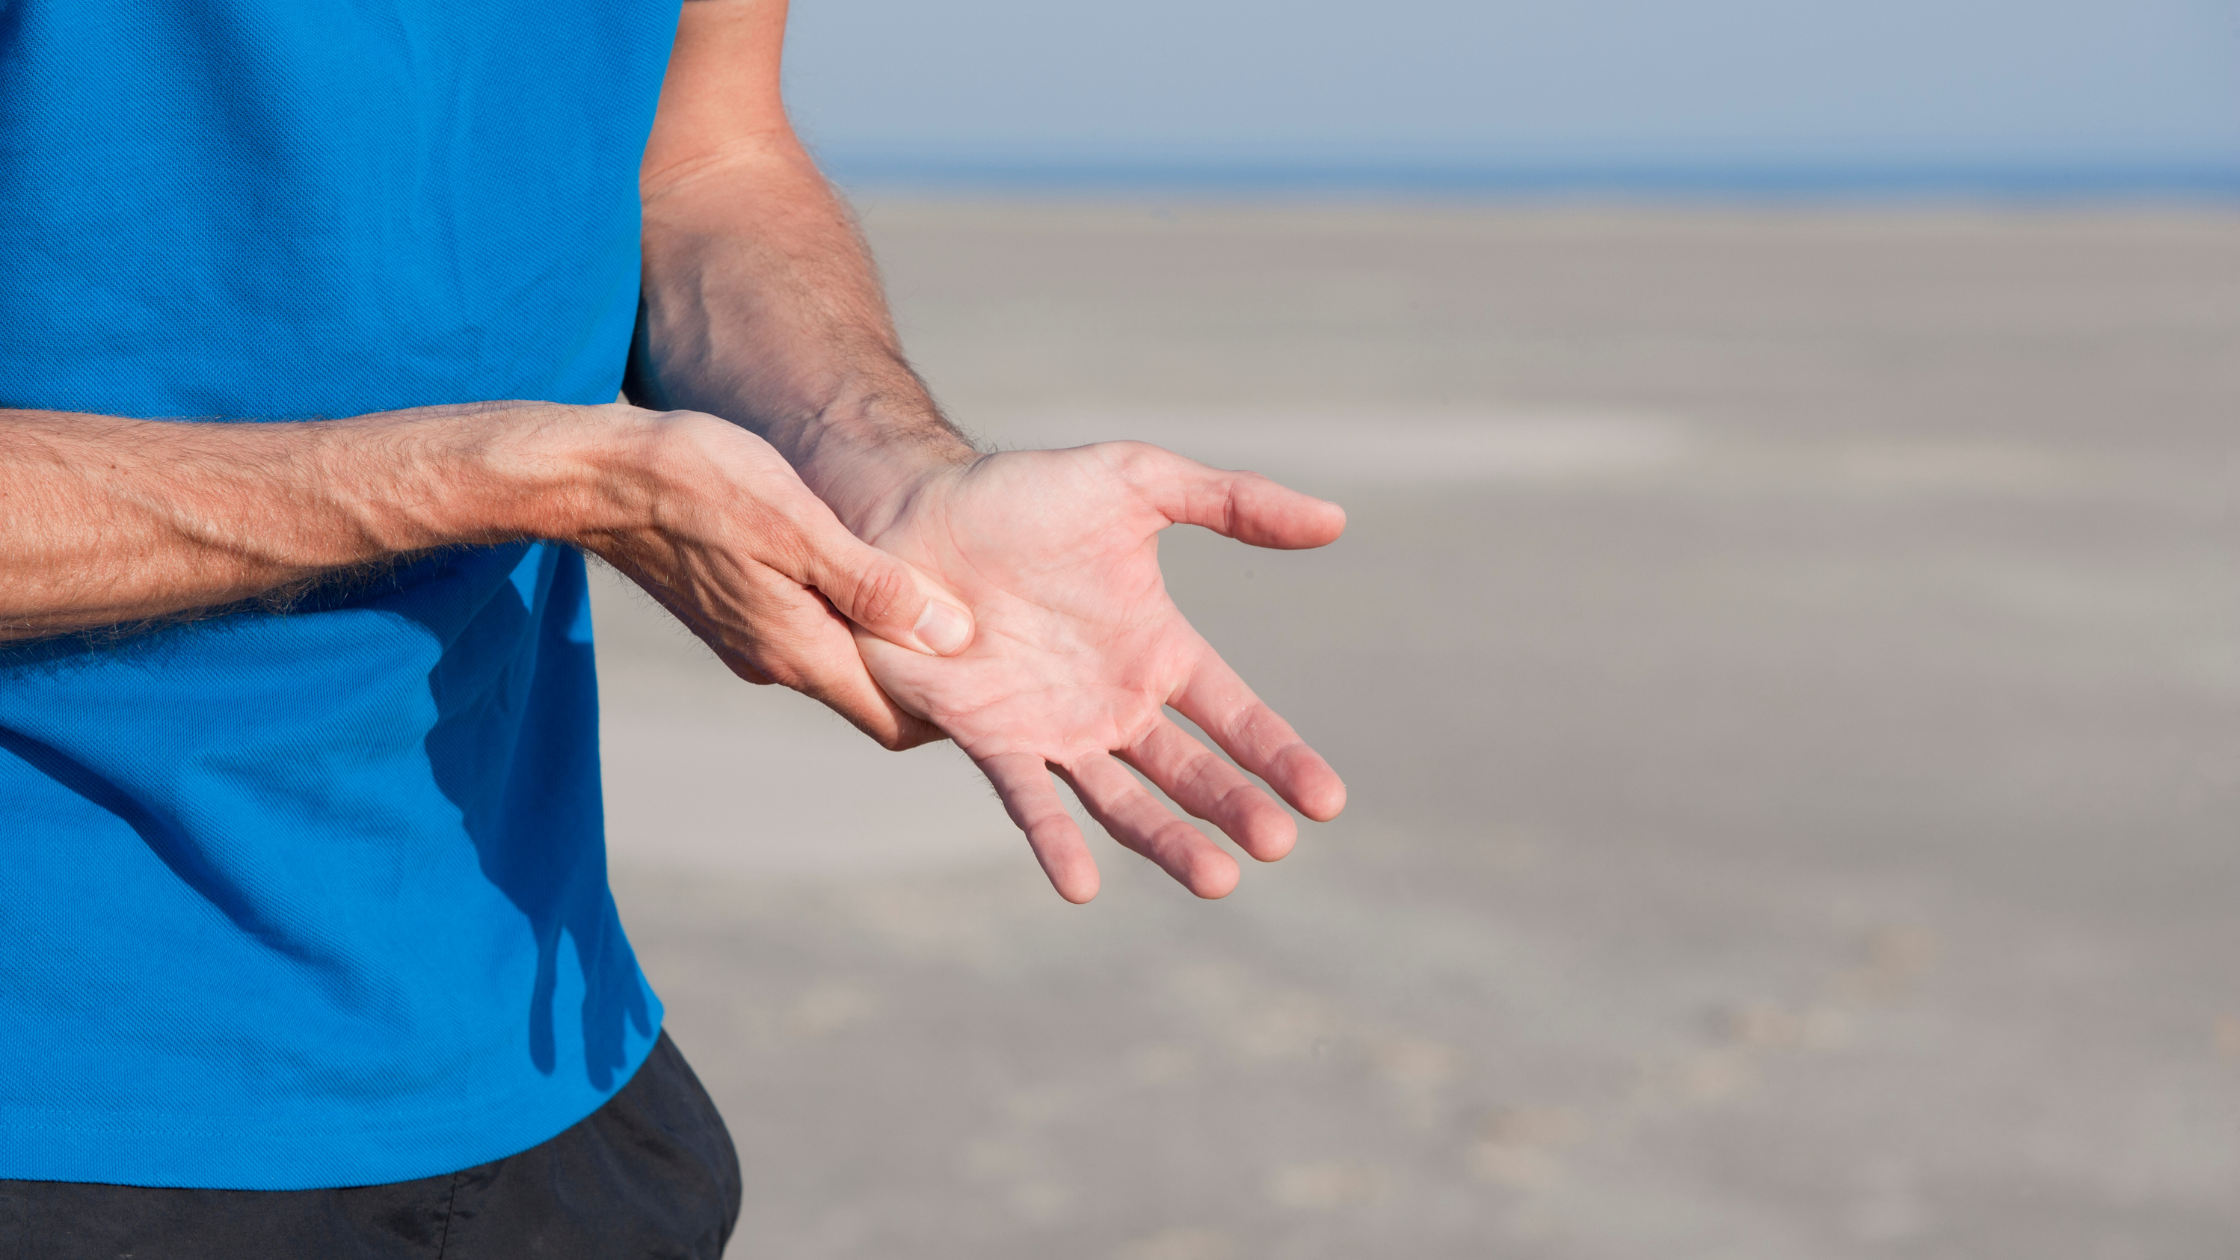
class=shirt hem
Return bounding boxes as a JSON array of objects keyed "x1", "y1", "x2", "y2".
[{"x1": 0, "y1": 1015, "x2": 664, "y2": 1191}]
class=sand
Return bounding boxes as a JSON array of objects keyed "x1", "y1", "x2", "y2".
[{"x1": 593, "y1": 202, "x2": 2240, "y2": 1258}]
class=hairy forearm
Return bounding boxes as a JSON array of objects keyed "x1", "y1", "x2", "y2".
[
  {"x1": 635, "y1": 134, "x2": 975, "y2": 535},
  {"x1": 0, "y1": 403, "x2": 642, "y2": 638}
]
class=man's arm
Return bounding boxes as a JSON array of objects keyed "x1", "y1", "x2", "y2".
[
  {"x1": 636, "y1": 0, "x2": 1348, "y2": 902},
  {"x1": 0, "y1": 402, "x2": 594, "y2": 636},
  {"x1": 630, "y1": 0, "x2": 973, "y2": 535},
  {"x1": 0, "y1": 398, "x2": 976, "y2": 743}
]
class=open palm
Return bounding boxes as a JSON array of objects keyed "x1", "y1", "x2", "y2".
[{"x1": 855, "y1": 442, "x2": 1347, "y2": 902}]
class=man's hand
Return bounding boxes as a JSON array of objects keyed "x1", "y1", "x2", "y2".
[
  {"x1": 568, "y1": 405, "x2": 976, "y2": 750},
  {"x1": 853, "y1": 442, "x2": 1348, "y2": 903},
  {"x1": 631, "y1": 0, "x2": 1347, "y2": 874},
  {"x1": 0, "y1": 399, "x2": 978, "y2": 751}
]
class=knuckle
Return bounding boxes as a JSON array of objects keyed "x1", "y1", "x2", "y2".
[
  {"x1": 1103, "y1": 440, "x2": 1161, "y2": 483},
  {"x1": 1211, "y1": 780, "x2": 1261, "y2": 825},
  {"x1": 756, "y1": 658, "x2": 809, "y2": 691},
  {"x1": 848, "y1": 560, "x2": 910, "y2": 628},
  {"x1": 744, "y1": 627, "x2": 822, "y2": 692},
  {"x1": 871, "y1": 717, "x2": 931, "y2": 752}
]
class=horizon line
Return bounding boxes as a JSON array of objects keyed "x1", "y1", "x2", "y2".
[{"x1": 819, "y1": 154, "x2": 2240, "y2": 202}]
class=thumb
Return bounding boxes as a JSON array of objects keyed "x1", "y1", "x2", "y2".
[
  {"x1": 1102, "y1": 442, "x2": 1346, "y2": 550},
  {"x1": 800, "y1": 529, "x2": 977, "y2": 657}
]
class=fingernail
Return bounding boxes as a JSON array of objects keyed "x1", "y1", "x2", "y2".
[{"x1": 913, "y1": 600, "x2": 972, "y2": 655}]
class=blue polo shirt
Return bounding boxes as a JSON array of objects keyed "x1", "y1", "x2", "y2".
[{"x1": 0, "y1": 0, "x2": 682, "y2": 1188}]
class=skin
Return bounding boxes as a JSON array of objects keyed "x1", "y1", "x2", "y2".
[
  {"x1": 640, "y1": 0, "x2": 1348, "y2": 900},
  {"x1": 855, "y1": 444, "x2": 1348, "y2": 903},
  {"x1": 0, "y1": 404, "x2": 976, "y2": 739},
  {"x1": 0, "y1": 0, "x2": 1346, "y2": 902}
]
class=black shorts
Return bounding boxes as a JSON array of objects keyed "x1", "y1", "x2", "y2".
[{"x1": 0, "y1": 1031, "x2": 742, "y2": 1259}]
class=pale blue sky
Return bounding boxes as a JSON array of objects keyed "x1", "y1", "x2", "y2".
[{"x1": 784, "y1": 0, "x2": 2239, "y2": 186}]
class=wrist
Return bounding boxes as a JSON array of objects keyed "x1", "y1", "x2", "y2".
[
  {"x1": 420, "y1": 401, "x2": 670, "y2": 550},
  {"x1": 784, "y1": 396, "x2": 979, "y2": 538}
]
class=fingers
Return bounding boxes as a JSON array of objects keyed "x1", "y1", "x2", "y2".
[
  {"x1": 740, "y1": 469, "x2": 973, "y2": 656},
  {"x1": 1100, "y1": 442, "x2": 1346, "y2": 550},
  {"x1": 1120, "y1": 717, "x2": 1298, "y2": 863},
  {"x1": 795, "y1": 523, "x2": 978, "y2": 657},
  {"x1": 624, "y1": 552, "x2": 934, "y2": 749},
  {"x1": 978, "y1": 752, "x2": 1101, "y2": 904},
  {"x1": 1172, "y1": 647, "x2": 1347, "y2": 823},
  {"x1": 580, "y1": 413, "x2": 959, "y2": 746},
  {"x1": 1058, "y1": 752, "x2": 1241, "y2": 900},
  {"x1": 735, "y1": 582, "x2": 940, "y2": 750}
]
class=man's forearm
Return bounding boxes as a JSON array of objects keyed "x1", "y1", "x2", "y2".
[
  {"x1": 635, "y1": 130, "x2": 975, "y2": 537},
  {"x1": 0, "y1": 403, "x2": 645, "y2": 638}
]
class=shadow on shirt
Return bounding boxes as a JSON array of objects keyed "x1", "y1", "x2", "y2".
[
  {"x1": 0, "y1": 541, "x2": 654, "y2": 1096},
  {"x1": 417, "y1": 540, "x2": 654, "y2": 1090}
]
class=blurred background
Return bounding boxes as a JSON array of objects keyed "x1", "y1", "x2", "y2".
[{"x1": 597, "y1": 3, "x2": 2240, "y2": 1256}]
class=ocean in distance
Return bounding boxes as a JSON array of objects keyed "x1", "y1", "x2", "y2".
[{"x1": 821, "y1": 152, "x2": 2240, "y2": 202}]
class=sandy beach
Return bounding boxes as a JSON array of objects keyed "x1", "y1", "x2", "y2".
[{"x1": 592, "y1": 202, "x2": 2240, "y2": 1258}]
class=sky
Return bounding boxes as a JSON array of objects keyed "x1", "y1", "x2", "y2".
[{"x1": 783, "y1": 0, "x2": 2240, "y2": 190}]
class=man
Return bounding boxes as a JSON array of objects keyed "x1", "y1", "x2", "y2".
[{"x1": 0, "y1": 0, "x2": 1344, "y2": 1252}]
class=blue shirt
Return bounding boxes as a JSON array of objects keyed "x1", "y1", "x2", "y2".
[{"x1": 0, "y1": 0, "x2": 681, "y2": 1188}]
